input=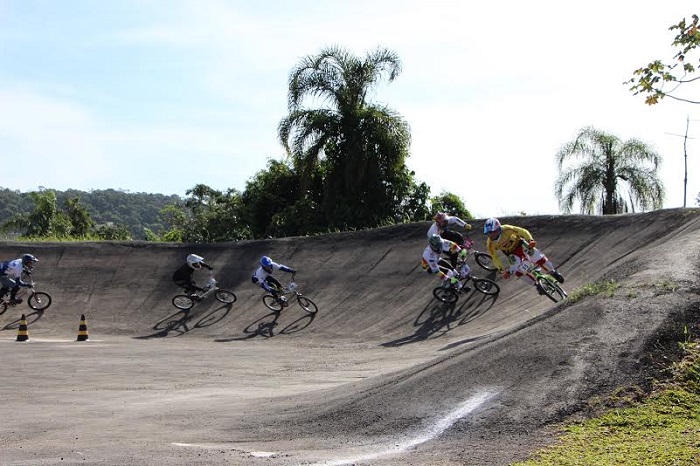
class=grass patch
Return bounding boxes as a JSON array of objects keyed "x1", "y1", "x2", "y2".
[
  {"x1": 514, "y1": 342, "x2": 700, "y2": 466},
  {"x1": 568, "y1": 279, "x2": 620, "y2": 303}
]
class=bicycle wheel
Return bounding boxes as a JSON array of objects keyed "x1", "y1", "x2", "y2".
[
  {"x1": 215, "y1": 289, "x2": 237, "y2": 304},
  {"x1": 28, "y1": 292, "x2": 52, "y2": 311},
  {"x1": 433, "y1": 286, "x2": 458, "y2": 303},
  {"x1": 297, "y1": 295, "x2": 318, "y2": 314},
  {"x1": 474, "y1": 252, "x2": 497, "y2": 271},
  {"x1": 172, "y1": 294, "x2": 195, "y2": 310},
  {"x1": 262, "y1": 295, "x2": 284, "y2": 312},
  {"x1": 472, "y1": 278, "x2": 500, "y2": 296},
  {"x1": 537, "y1": 277, "x2": 567, "y2": 303}
]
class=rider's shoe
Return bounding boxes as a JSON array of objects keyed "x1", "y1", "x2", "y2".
[
  {"x1": 10, "y1": 297, "x2": 22, "y2": 305},
  {"x1": 535, "y1": 285, "x2": 545, "y2": 295},
  {"x1": 551, "y1": 270, "x2": 565, "y2": 283}
]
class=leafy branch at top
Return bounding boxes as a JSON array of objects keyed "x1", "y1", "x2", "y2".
[{"x1": 626, "y1": 14, "x2": 700, "y2": 105}]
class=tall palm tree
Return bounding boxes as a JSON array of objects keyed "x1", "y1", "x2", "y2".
[
  {"x1": 555, "y1": 126, "x2": 665, "y2": 214},
  {"x1": 278, "y1": 46, "x2": 412, "y2": 228}
]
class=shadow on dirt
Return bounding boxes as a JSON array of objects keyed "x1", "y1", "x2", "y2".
[
  {"x1": 382, "y1": 291, "x2": 499, "y2": 347},
  {"x1": 2, "y1": 309, "x2": 45, "y2": 330},
  {"x1": 215, "y1": 308, "x2": 317, "y2": 342},
  {"x1": 135, "y1": 303, "x2": 233, "y2": 339}
]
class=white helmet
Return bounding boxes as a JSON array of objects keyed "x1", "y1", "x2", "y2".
[{"x1": 186, "y1": 254, "x2": 205, "y2": 269}]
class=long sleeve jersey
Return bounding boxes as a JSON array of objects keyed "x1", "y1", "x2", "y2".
[{"x1": 485, "y1": 224, "x2": 534, "y2": 271}]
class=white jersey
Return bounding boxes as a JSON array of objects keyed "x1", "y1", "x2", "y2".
[
  {"x1": 427, "y1": 215, "x2": 468, "y2": 238},
  {"x1": 421, "y1": 239, "x2": 457, "y2": 274},
  {"x1": 0, "y1": 259, "x2": 24, "y2": 278}
]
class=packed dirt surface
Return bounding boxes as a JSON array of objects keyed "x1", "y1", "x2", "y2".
[{"x1": 1, "y1": 209, "x2": 700, "y2": 465}]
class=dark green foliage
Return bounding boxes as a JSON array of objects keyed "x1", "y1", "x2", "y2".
[
  {"x1": 430, "y1": 192, "x2": 474, "y2": 220},
  {"x1": 0, "y1": 187, "x2": 180, "y2": 239}
]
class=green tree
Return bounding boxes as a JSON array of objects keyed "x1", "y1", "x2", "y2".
[
  {"x1": 278, "y1": 45, "x2": 413, "y2": 229},
  {"x1": 64, "y1": 197, "x2": 95, "y2": 237},
  {"x1": 430, "y1": 192, "x2": 473, "y2": 220},
  {"x1": 555, "y1": 127, "x2": 665, "y2": 214},
  {"x1": 626, "y1": 14, "x2": 700, "y2": 105}
]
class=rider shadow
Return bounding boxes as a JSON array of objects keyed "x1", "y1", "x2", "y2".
[
  {"x1": 135, "y1": 303, "x2": 233, "y2": 339},
  {"x1": 382, "y1": 290, "x2": 499, "y2": 348},
  {"x1": 215, "y1": 309, "x2": 317, "y2": 342},
  {"x1": 2, "y1": 310, "x2": 45, "y2": 330}
]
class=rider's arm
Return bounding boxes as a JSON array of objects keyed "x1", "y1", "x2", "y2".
[
  {"x1": 509, "y1": 225, "x2": 534, "y2": 242},
  {"x1": 201, "y1": 262, "x2": 213, "y2": 271},
  {"x1": 486, "y1": 239, "x2": 505, "y2": 271},
  {"x1": 279, "y1": 264, "x2": 295, "y2": 274}
]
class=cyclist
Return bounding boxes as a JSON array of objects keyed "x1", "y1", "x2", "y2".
[
  {"x1": 0, "y1": 253, "x2": 39, "y2": 304},
  {"x1": 428, "y1": 212, "x2": 473, "y2": 267},
  {"x1": 421, "y1": 234, "x2": 470, "y2": 291},
  {"x1": 483, "y1": 218, "x2": 564, "y2": 292},
  {"x1": 172, "y1": 254, "x2": 213, "y2": 296},
  {"x1": 252, "y1": 256, "x2": 296, "y2": 300}
]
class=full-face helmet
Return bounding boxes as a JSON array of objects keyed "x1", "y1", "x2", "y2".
[
  {"x1": 433, "y1": 212, "x2": 448, "y2": 227},
  {"x1": 186, "y1": 254, "x2": 205, "y2": 269},
  {"x1": 483, "y1": 218, "x2": 502, "y2": 239},
  {"x1": 260, "y1": 255, "x2": 273, "y2": 271},
  {"x1": 21, "y1": 253, "x2": 39, "y2": 269},
  {"x1": 428, "y1": 234, "x2": 443, "y2": 253}
]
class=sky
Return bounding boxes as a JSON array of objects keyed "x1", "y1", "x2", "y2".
[{"x1": 1, "y1": 0, "x2": 699, "y2": 219}]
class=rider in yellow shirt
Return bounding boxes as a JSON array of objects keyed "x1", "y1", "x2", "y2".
[{"x1": 483, "y1": 218, "x2": 564, "y2": 290}]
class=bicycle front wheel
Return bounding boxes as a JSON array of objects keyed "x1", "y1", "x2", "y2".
[
  {"x1": 537, "y1": 277, "x2": 567, "y2": 303},
  {"x1": 297, "y1": 295, "x2": 318, "y2": 314},
  {"x1": 472, "y1": 278, "x2": 500, "y2": 296},
  {"x1": 172, "y1": 295, "x2": 195, "y2": 310},
  {"x1": 474, "y1": 252, "x2": 497, "y2": 271},
  {"x1": 28, "y1": 292, "x2": 52, "y2": 311},
  {"x1": 433, "y1": 286, "x2": 458, "y2": 303},
  {"x1": 262, "y1": 295, "x2": 284, "y2": 312},
  {"x1": 215, "y1": 289, "x2": 237, "y2": 304}
]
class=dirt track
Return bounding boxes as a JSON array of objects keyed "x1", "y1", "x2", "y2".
[{"x1": 1, "y1": 209, "x2": 699, "y2": 465}]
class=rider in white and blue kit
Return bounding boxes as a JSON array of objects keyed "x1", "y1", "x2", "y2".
[
  {"x1": 251, "y1": 256, "x2": 296, "y2": 298},
  {"x1": 0, "y1": 254, "x2": 39, "y2": 304}
]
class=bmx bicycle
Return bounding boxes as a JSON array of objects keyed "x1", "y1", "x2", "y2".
[
  {"x1": 439, "y1": 228, "x2": 496, "y2": 272},
  {"x1": 0, "y1": 278, "x2": 52, "y2": 315},
  {"x1": 432, "y1": 257, "x2": 500, "y2": 304},
  {"x1": 262, "y1": 274, "x2": 318, "y2": 314},
  {"x1": 519, "y1": 258, "x2": 568, "y2": 303},
  {"x1": 172, "y1": 273, "x2": 237, "y2": 310}
]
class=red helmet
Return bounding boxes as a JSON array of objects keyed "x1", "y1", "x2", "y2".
[{"x1": 433, "y1": 212, "x2": 447, "y2": 225}]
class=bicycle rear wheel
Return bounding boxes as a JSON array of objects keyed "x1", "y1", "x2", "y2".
[
  {"x1": 472, "y1": 278, "x2": 500, "y2": 296},
  {"x1": 297, "y1": 295, "x2": 318, "y2": 314},
  {"x1": 215, "y1": 289, "x2": 237, "y2": 304},
  {"x1": 172, "y1": 294, "x2": 195, "y2": 310},
  {"x1": 537, "y1": 277, "x2": 567, "y2": 303},
  {"x1": 474, "y1": 252, "x2": 497, "y2": 271},
  {"x1": 433, "y1": 286, "x2": 458, "y2": 303},
  {"x1": 28, "y1": 292, "x2": 52, "y2": 311},
  {"x1": 263, "y1": 295, "x2": 284, "y2": 312}
]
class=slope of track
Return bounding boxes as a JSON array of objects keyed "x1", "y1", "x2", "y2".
[{"x1": 1, "y1": 208, "x2": 699, "y2": 465}]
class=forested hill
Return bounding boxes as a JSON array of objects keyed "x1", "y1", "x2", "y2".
[{"x1": 0, "y1": 187, "x2": 181, "y2": 239}]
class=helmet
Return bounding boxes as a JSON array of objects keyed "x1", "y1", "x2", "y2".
[
  {"x1": 428, "y1": 234, "x2": 443, "y2": 252},
  {"x1": 186, "y1": 254, "x2": 204, "y2": 269},
  {"x1": 22, "y1": 254, "x2": 38, "y2": 268},
  {"x1": 260, "y1": 256, "x2": 273, "y2": 269},
  {"x1": 483, "y1": 218, "x2": 502, "y2": 235},
  {"x1": 433, "y1": 212, "x2": 447, "y2": 225}
]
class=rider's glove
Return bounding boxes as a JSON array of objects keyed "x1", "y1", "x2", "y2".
[
  {"x1": 528, "y1": 240, "x2": 536, "y2": 249},
  {"x1": 464, "y1": 223, "x2": 472, "y2": 231},
  {"x1": 458, "y1": 249, "x2": 468, "y2": 260},
  {"x1": 449, "y1": 276, "x2": 459, "y2": 286},
  {"x1": 502, "y1": 270, "x2": 511, "y2": 280}
]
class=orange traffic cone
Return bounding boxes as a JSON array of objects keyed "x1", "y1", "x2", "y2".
[
  {"x1": 76, "y1": 314, "x2": 89, "y2": 341},
  {"x1": 16, "y1": 314, "x2": 29, "y2": 342}
]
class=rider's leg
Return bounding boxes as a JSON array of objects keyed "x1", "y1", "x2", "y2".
[
  {"x1": 529, "y1": 249, "x2": 564, "y2": 283},
  {"x1": 9, "y1": 285, "x2": 21, "y2": 304}
]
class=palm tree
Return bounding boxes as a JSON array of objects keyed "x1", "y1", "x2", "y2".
[
  {"x1": 278, "y1": 46, "x2": 412, "y2": 228},
  {"x1": 555, "y1": 126, "x2": 665, "y2": 214}
]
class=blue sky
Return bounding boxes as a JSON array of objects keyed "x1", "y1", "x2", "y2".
[{"x1": 1, "y1": 0, "x2": 699, "y2": 218}]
